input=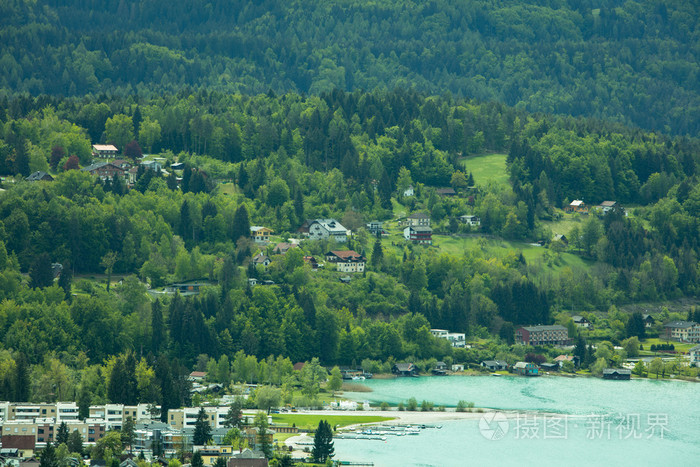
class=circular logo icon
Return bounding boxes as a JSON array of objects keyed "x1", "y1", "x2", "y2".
[{"x1": 479, "y1": 412, "x2": 509, "y2": 441}]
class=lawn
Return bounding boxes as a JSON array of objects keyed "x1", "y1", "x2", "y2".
[
  {"x1": 270, "y1": 414, "x2": 395, "y2": 431},
  {"x1": 431, "y1": 234, "x2": 592, "y2": 274},
  {"x1": 641, "y1": 338, "x2": 695, "y2": 353},
  {"x1": 460, "y1": 153, "x2": 509, "y2": 187}
]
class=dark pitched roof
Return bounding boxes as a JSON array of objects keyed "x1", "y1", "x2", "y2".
[
  {"x1": 407, "y1": 212, "x2": 430, "y2": 219},
  {"x1": 26, "y1": 171, "x2": 53, "y2": 181},
  {"x1": 664, "y1": 321, "x2": 697, "y2": 328},
  {"x1": 603, "y1": 368, "x2": 631, "y2": 375},
  {"x1": 520, "y1": 325, "x2": 568, "y2": 332}
]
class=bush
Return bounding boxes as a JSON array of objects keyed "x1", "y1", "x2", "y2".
[
  {"x1": 380, "y1": 401, "x2": 390, "y2": 410},
  {"x1": 420, "y1": 400, "x2": 434, "y2": 411},
  {"x1": 406, "y1": 397, "x2": 418, "y2": 411},
  {"x1": 397, "y1": 402, "x2": 405, "y2": 411},
  {"x1": 456, "y1": 400, "x2": 467, "y2": 412}
]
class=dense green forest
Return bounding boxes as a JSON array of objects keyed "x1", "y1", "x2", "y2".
[
  {"x1": 0, "y1": 0, "x2": 698, "y2": 134},
  {"x1": 0, "y1": 88, "x2": 699, "y2": 408}
]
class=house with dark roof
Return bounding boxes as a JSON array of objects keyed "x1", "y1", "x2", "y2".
[
  {"x1": 572, "y1": 315, "x2": 590, "y2": 328},
  {"x1": 459, "y1": 215, "x2": 480, "y2": 226},
  {"x1": 436, "y1": 187, "x2": 456, "y2": 196},
  {"x1": 81, "y1": 162, "x2": 126, "y2": 181},
  {"x1": 251, "y1": 253, "x2": 271, "y2": 267},
  {"x1": 272, "y1": 242, "x2": 297, "y2": 255},
  {"x1": 392, "y1": 363, "x2": 418, "y2": 377},
  {"x1": 642, "y1": 314, "x2": 655, "y2": 328},
  {"x1": 25, "y1": 171, "x2": 53, "y2": 182},
  {"x1": 227, "y1": 448, "x2": 268, "y2": 467},
  {"x1": 664, "y1": 321, "x2": 700, "y2": 342},
  {"x1": 403, "y1": 226, "x2": 432, "y2": 245},
  {"x1": 602, "y1": 368, "x2": 631, "y2": 380},
  {"x1": 690, "y1": 345, "x2": 700, "y2": 367},
  {"x1": 403, "y1": 212, "x2": 431, "y2": 227},
  {"x1": 326, "y1": 250, "x2": 366, "y2": 273},
  {"x1": 481, "y1": 360, "x2": 508, "y2": 371}
]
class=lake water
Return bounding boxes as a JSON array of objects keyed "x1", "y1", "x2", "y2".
[{"x1": 337, "y1": 375, "x2": 700, "y2": 466}]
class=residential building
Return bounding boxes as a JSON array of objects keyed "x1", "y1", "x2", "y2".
[
  {"x1": 81, "y1": 162, "x2": 126, "y2": 181},
  {"x1": 403, "y1": 212, "x2": 431, "y2": 227},
  {"x1": 430, "y1": 329, "x2": 466, "y2": 348},
  {"x1": 663, "y1": 321, "x2": 700, "y2": 342},
  {"x1": 553, "y1": 234, "x2": 569, "y2": 245},
  {"x1": 459, "y1": 215, "x2": 480, "y2": 226},
  {"x1": 325, "y1": 250, "x2": 366, "y2": 273},
  {"x1": 251, "y1": 253, "x2": 271, "y2": 267},
  {"x1": 481, "y1": 360, "x2": 508, "y2": 371},
  {"x1": 306, "y1": 219, "x2": 349, "y2": 242},
  {"x1": 403, "y1": 226, "x2": 432, "y2": 245},
  {"x1": 166, "y1": 407, "x2": 229, "y2": 431},
  {"x1": 689, "y1": 345, "x2": 700, "y2": 367},
  {"x1": 163, "y1": 281, "x2": 212, "y2": 296},
  {"x1": 303, "y1": 255, "x2": 319, "y2": 269},
  {"x1": 598, "y1": 200, "x2": 617, "y2": 213},
  {"x1": 366, "y1": 221, "x2": 388, "y2": 237},
  {"x1": 572, "y1": 315, "x2": 590, "y2": 328},
  {"x1": 436, "y1": 187, "x2": 456, "y2": 196},
  {"x1": 516, "y1": 325, "x2": 570, "y2": 346},
  {"x1": 392, "y1": 363, "x2": 418, "y2": 377},
  {"x1": 25, "y1": 172, "x2": 53, "y2": 182},
  {"x1": 92, "y1": 144, "x2": 119, "y2": 158},
  {"x1": 565, "y1": 200, "x2": 588, "y2": 213},
  {"x1": 228, "y1": 448, "x2": 269, "y2": 467},
  {"x1": 514, "y1": 362, "x2": 539, "y2": 376},
  {"x1": 249, "y1": 226, "x2": 273, "y2": 243},
  {"x1": 642, "y1": 314, "x2": 655, "y2": 328},
  {"x1": 272, "y1": 242, "x2": 297, "y2": 255},
  {"x1": 602, "y1": 369, "x2": 631, "y2": 380},
  {"x1": 403, "y1": 185, "x2": 414, "y2": 197}
]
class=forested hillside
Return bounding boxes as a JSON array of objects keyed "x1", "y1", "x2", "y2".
[
  {"x1": 0, "y1": 89, "x2": 698, "y2": 393},
  {"x1": 0, "y1": 0, "x2": 698, "y2": 134}
]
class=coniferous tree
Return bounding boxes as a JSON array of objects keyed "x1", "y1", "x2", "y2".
[
  {"x1": 67, "y1": 429, "x2": 84, "y2": 455},
  {"x1": 371, "y1": 239, "x2": 384, "y2": 268},
  {"x1": 151, "y1": 299, "x2": 165, "y2": 354},
  {"x1": 14, "y1": 352, "x2": 30, "y2": 402},
  {"x1": 193, "y1": 407, "x2": 212, "y2": 445},
  {"x1": 223, "y1": 397, "x2": 243, "y2": 429},
  {"x1": 232, "y1": 204, "x2": 250, "y2": 242},
  {"x1": 39, "y1": 442, "x2": 57, "y2": 467},
  {"x1": 56, "y1": 422, "x2": 69, "y2": 445},
  {"x1": 29, "y1": 253, "x2": 54, "y2": 289},
  {"x1": 191, "y1": 451, "x2": 204, "y2": 467},
  {"x1": 121, "y1": 416, "x2": 135, "y2": 453},
  {"x1": 58, "y1": 260, "x2": 73, "y2": 301},
  {"x1": 312, "y1": 420, "x2": 334, "y2": 463}
]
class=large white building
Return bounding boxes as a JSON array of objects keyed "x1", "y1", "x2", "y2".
[{"x1": 307, "y1": 219, "x2": 349, "y2": 242}]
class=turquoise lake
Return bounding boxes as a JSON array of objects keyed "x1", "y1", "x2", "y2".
[{"x1": 337, "y1": 375, "x2": 700, "y2": 466}]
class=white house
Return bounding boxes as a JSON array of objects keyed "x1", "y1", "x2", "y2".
[
  {"x1": 403, "y1": 185, "x2": 414, "y2": 197},
  {"x1": 459, "y1": 215, "x2": 480, "y2": 226},
  {"x1": 307, "y1": 219, "x2": 349, "y2": 242},
  {"x1": 325, "y1": 250, "x2": 366, "y2": 273}
]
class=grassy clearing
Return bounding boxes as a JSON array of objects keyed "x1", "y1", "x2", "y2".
[
  {"x1": 460, "y1": 153, "x2": 509, "y2": 187},
  {"x1": 641, "y1": 338, "x2": 695, "y2": 353},
  {"x1": 270, "y1": 414, "x2": 395, "y2": 430}
]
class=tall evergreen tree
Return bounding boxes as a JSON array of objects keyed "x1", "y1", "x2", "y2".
[
  {"x1": 232, "y1": 204, "x2": 250, "y2": 242},
  {"x1": 29, "y1": 253, "x2": 54, "y2": 289},
  {"x1": 67, "y1": 430, "x2": 84, "y2": 455},
  {"x1": 312, "y1": 420, "x2": 334, "y2": 463},
  {"x1": 151, "y1": 299, "x2": 165, "y2": 354},
  {"x1": 193, "y1": 407, "x2": 212, "y2": 445},
  {"x1": 14, "y1": 352, "x2": 30, "y2": 402},
  {"x1": 371, "y1": 239, "x2": 384, "y2": 268},
  {"x1": 39, "y1": 441, "x2": 57, "y2": 467},
  {"x1": 56, "y1": 422, "x2": 69, "y2": 445}
]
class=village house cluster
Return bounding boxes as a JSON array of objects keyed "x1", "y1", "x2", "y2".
[{"x1": 0, "y1": 401, "x2": 280, "y2": 465}]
